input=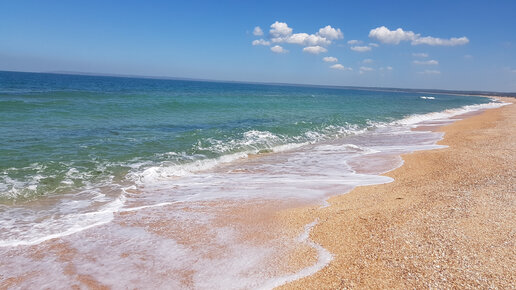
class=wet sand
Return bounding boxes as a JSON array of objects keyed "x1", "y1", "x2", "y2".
[{"x1": 280, "y1": 97, "x2": 515, "y2": 289}]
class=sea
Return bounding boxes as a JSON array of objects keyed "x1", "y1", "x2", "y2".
[{"x1": 0, "y1": 71, "x2": 506, "y2": 288}]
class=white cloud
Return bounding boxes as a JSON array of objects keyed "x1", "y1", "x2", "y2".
[
  {"x1": 418, "y1": 70, "x2": 441, "y2": 74},
  {"x1": 252, "y1": 39, "x2": 270, "y2": 46},
  {"x1": 265, "y1": 22, "x2": 344, "y2": 48},
  {"x1": 270, "y1": 45, "x2": 288, "y2": 53},
  {"x1": 464, "y1": 54, "x2": 473, "y2": 59},
  {"x1": 323, "y1": 56, "x2": 338, "y2": 62},
  {"x1": 276, "y1": 33, "x2": 331, "y2": 46},
  {"x1": 369, "y1": 26, "x2": 469, "y2": 46},
  {"x1": 412, "y1": 52, "x2": 429, "y2": 58},
  {"x1": 270, "y1": 21, "x2": 293, "y2": 38},
  {"x1": 274, "y1": 32, "x2": 307, "y2": 44},
  {"x1": 368, "y1": 43, "x2": 379, "y2": 47},
  {"x1": 359, "y1": 66, "x2": 375, "y2": 74},
  {"x1": 412, "y1": 36, "x2": 469, "y2": 46},
  {"x1": 305, "y1": 34, "x2": 332, "y2": 46},
  {"x1": 347, "y1": 40, "x2": 362, "y2": 45},
  {"x1": 255, "y1": 21, "x2": 345, "y2": 54},
  {"x1": 363, "y1": 58, "x2": 374, "y2": 64},
  {"x1": 369, "y1": 26, "x2": 417, "y2": 44},
  {"x1": 253, "y1": 26, "x2": 264, "y2": 36},
  {"x1": 303, "y1": 46, "x2": 328, "y2": 54},
  {"x1": 350, "y1": 45, "x2": 372, "y2": 52},
  {"x1": 317, "y1": 25, "x2": 343, "y2": 40},
  {"x1": 413, "y1": 59, "x2": 439, "y2": 65},
  {"x1": 330, "y1": 64, "x2": 352, "y2": 71}
]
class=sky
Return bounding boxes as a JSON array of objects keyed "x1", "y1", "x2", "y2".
[{"x1": 1, "y1": 0, "x2": 515, "y2": 92}]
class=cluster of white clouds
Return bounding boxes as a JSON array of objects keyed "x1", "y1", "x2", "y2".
[
  {"x1": 251, "y1": 22, "x2": 469, "y2": 76},
  {"x1": 252, "y1": 21, "x2": 343, "y2": 54},
  {"x1": 269, "y1": 23, "x2": 343, "y2": 47},
  {"x1": 369, "y1": 26, "x2": 469, "y2": 46}
]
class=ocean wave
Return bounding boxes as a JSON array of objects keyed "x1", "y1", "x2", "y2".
[
  {"x1": 196, "y1": 130, "x2": 285, "y2": 154},
  {"x1": 0, "y1": 161, "x2": 116, "y2": 201},
  {"x1": 0, "y1": 192, "x2": 126, "y2": 247},
  {"x1": 395, "y1": 101, "x2": 508, "y2": 126},
  {"x1": 132, "y1": 125, "x2": 368, "y2": 184},
  {"x1": 2, "y1": 100, "x2": 506, "y2": 201},
  {"x1": 1, "y1": 98, "x2": 505, "y2": 249},
  {"x1": 130, "y1": 100, "x2": 509, "y2": 186}
]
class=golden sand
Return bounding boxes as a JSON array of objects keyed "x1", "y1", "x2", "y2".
[{"x1": 279, "y1": 97, "x2": 516, "y2": 289}]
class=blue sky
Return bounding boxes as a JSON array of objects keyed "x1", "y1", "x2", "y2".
[{"x1": 1, "y1": 0, "x2": 515, "y2": 91}]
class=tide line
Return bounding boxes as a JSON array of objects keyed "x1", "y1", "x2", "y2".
[{"x1": 259, "y1": 219, "x2": 333, "y2": 289}]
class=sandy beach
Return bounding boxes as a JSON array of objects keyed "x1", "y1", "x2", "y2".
[{"x1": 280, "y1": 97, "x2": 515, "y2": 289}]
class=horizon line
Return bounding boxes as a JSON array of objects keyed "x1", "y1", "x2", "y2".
[{"x1": 1, "y1": 69, "x2": 515, "y2": 96}]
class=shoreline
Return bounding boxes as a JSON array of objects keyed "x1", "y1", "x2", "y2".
[
  {"x1": 1, "y1": 96, "x2": 513, "y2": 288},
  {"x1": 279, "y1": 97, "x2": 515, "y2": 288}
]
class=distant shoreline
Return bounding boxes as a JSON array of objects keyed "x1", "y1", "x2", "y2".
[{"x1": 2, "y1": 69, "x2": 515, "y2": 98}]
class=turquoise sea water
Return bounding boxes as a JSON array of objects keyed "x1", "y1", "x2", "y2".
[{"x1": 0, "y1": 71, "x2": 491, "y2": 201}]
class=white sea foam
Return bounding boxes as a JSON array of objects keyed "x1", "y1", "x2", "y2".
[
  {"x1": 316, "y1": 143, "x2": 380, "y2": 155},
  {"x1": 395, "y1": 101, "x2": 509, "y2": 126},
  {"x1": 260, "y1": 219, "x2": 333, "y2": 289},
  {"x1": 137, "y1": 151, "x2": 249, "y2": 182},
  {"x1": 134, "y1": 125, "x2": 370, "y2": 186},
  {"x1": 0, "y1": 193, "x2": 126, "y2": 247},
  {"x1": 420, "y1": 96, "x2": 435, "y2": 100},
  {"x1": 196, "y1": 130, "x2": 284, "y2": 154}
]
